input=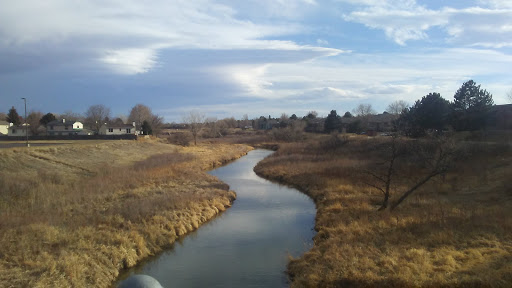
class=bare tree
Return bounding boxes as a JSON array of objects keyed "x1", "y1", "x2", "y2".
[
  {"x1": 128, "y1": 104, "x2": 153, "y2": 130},
  {"x1": 128, "y1": 104, "x2": 164, "y2": 136},
  {"x1": 85, "y1": 104, "x2": 111, "y2": 133},
  {"x1": 386, "y1": 100, "x2": 409, "y2": 115},
  {"x1": 352, "y1": 103, "x2": 376, "y2": 117},
  {"x1": 183, "y1": 111, "x2": 205, "y2": 145},
  {"x1": 364, "y1": 136, "x2": 458, "y2": 211},
  {"x1": 26, "y1": 111, "x2": 44, "y2": 135},
  {"x1": 59, "y1": 110, "x2": 83, "y2": 122},
  {"x1": 507, "y1": 89, "x2": 512, "y2": 103}
]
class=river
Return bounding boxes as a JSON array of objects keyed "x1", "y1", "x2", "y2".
[{"x1": 117, "y1": 149, "x2": 316, "y2": 287}]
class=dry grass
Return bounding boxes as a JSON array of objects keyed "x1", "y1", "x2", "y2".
[
  {"x1": 255, "y1": 134, "x2": 512, "y2": 287},
  {"x1": 0, "y1": 139, "x2": 252, "y2": 287}
]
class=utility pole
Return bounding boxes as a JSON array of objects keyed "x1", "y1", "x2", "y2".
[{"x1": 21, "y1": 97, "x2": 29, "y2": 147}]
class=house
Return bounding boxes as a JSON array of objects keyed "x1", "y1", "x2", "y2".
[
  {"x1": 0, "y1": 121, "x2": 10, "y2": 135},
  {"x1": 8, "y1": 124, "x2": 32, "y2": 137},
  {"x1": 99, "y1": 122, "x2": 136, "y2": 135},
  {"x1": 46, "y1": 119, "x2": 86, "y2": 136},
  {"x1": 367, "y1": 112, "x2": 398, "y2": 132}
]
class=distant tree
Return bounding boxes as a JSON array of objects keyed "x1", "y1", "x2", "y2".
[
  {"x1": 386, "y1": 100, "x2": 409, "y2": 115},
  {"x1": 6, "y1": 106, "x2": 21, "y2": 125},
  {"x1": 183, "y1": 111, "x2": 205, "y2": 145},
  {"x1": 39, "y1": 113, "x2": 56, "y2": 126},
  {"x1": 128, "y1": 104, "x2": 153, "y2": 130},
  {"x1": 352, "y1": 104, "x2": 376, "y2": 117},
  {"x1": 150, "y1": 114, "x2": 164, "y2": 136},
  {"x1": 290, "y1": 114, "x2": 298, "y2": 120},
  {"x1": 452, "y1": 80, "x2": 494, "y2": 131},
  {"x1": 347, "y1": 119, "x2": 363, "y2": 133},
  {"x1": 242, "y1": 114, "x2": 250, "y2": 128},
  {"x1": 507, "y1": 88, "x2": 512, "y2": 103},
  {"x1": 128, "y1": 104, "x2": 163, "y2": 135},
  {"x1": 26, "y1": 111, "x2": 43, "y2": 135},
  {"x1": 0, "y1": 112, "x2": 7, "y2": 122},
  {"x1": 305, "y1": 111, "x2": 318, "y2": 119},
  {"x1": 342, "y1": 111, "x2": 353, "y2": 118},
  {"x1": 110, "y1": 117, "x2": 125, "y2": 125},
  {"x1": 397, "y1": 93, "x2": 451, "y2": 137},
  {"x1": 324, "y1": 110, "x2": 342, "y2": 133},
  {"x1": 59, "y1": 110, "x2": 83, "y2": 122},
  {"x1": 85, "y1": 104, "x2": 111, "y2": 133},
  {"x1": 141, "y1": 120, "x2": 152, "y2": 135}
]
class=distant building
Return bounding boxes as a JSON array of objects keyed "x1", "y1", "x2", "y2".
[
  {"x1": 99, "y1": 122, "x2": 136, "y2": 135},
  {"x1": 0, "y1": 121, "x2": 10, "y2": 135},
  {"x1": 7, "y1": 123, "x2": 32, "y2": 137},
  {"x1": 488, "y1": 104, "x2": 512, "y2": 130},
  {"x1": 46, "y1": 119, "x2": 86, "y2": 136}
]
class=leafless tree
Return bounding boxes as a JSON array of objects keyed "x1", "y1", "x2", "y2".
[
  {"x1": 26, "y1": 111, "x2": 44, "y2": 135},
  {"x1": 59, "y1": 110, "x2": 83, "y2": 122},
  {"x1": 128, "y1": 104, "x2": 164, "y2": 135},
  {"x1": 386, "y1": 100, "x2": 409, "y2": 115},
  {"x1": 242, "y1": 114, "x2": 250, "y2": 128},
  {"x1": 352, "y1": 103, "x2": 376, "y2": 117},
  {"x1": 85, "y1": 104, "x2": 111, "y2": 133},
  {"x1": 507, "y1": 89, "x2": 512, "y2": 103},
  {"x1": 128, "y1": 104, "x2": 153, "y2": 130},
  {"x1": 183, "y1": 111, "x2": 205, "y2": 145},
  {"x1": 364, "y1": 136, "x2": 458, "y2": 211},
  {"x1": 0, "y1": 112, "x2": 7, "y2": 122}
]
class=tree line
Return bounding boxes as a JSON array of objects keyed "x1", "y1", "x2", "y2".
[{"x1": 2, "y1": 104, "x2": 163, "y2": 136}]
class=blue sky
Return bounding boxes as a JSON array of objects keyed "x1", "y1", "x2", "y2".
[{"x1": 1, "y1": 0, "x2": 511, "y2": 122}]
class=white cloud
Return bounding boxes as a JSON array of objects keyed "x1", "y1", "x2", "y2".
[
  {"x1": 0, "y1": 0, "x2": 338, "y2": 75},
  {"x1": 100, "y1": 48, "x2": 158, "y2": 75},
  {"x1": 340, "y1": 0, "x2": 512, "y2": 47}
]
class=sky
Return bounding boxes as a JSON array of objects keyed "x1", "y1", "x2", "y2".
[{"x1": 1, "y1": 0, "x2": 511, "y2": 122}]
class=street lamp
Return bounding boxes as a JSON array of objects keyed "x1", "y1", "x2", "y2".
[{"x1": 21, "y1": 97, "x2": 29, "y2": 147}]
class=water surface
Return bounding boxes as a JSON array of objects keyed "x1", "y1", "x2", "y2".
[{"x1": 118, "y1": 149, "x2": 316, "y2": 287}]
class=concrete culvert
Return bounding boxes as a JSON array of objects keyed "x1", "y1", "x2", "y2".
[{"x1": 118, "y1": 275, "x2": 164, "y2": 288}]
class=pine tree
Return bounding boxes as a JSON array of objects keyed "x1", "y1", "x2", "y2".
[
  {"x1": 452, "y1": 80, "x2": 494, "y2": 131},
  {"x1": 324, "y1": 110, "x2": 341, "y2": 133},
  {"x1": 6, "y1": 106, "x2": 21, "y2": 125}
]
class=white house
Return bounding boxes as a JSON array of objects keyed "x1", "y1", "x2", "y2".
[
  {"x1": 8, "y1": 124, "x2": 32, "y2": 137},
  {"x1": 99, "y1": 122, "x2": 136, "y2": 135},
  {"x1": 0, "y1": 121, "x2": 10, "y2": 135},
  {"x1": 46, "y1": 119, "x2": 85, "y2": 136}
]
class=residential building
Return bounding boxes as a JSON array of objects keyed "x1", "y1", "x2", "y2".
[
  {"x1": 46, "y1": 119, "x2": 85, "y2": 136},
  {"x1": 7, "y1": 124, "x2": 32, "y2": 137},
  {"x1": 99, "y1": 122, "x2": 136, "y2": 135},
  {"x1": 0, "y1": 121, "x2": 10, "y2": 135}
]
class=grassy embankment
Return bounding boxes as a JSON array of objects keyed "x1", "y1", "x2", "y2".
[
  {"x1": 255, "y1": 133, "x2": 512, "y2": 287},
  {"x1": 0, "y1": 139, "x2": 252, "y2": 287}
]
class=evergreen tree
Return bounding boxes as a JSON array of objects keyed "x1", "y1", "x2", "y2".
[
  {"x1": 324, "y1": 110, "x2": 341, "y2": 133},
  {"x1": 39, "y1": 113, "x2": 56, "y2": 126},
  {"x1": 397, "y1": 93, "x2": 450, "y2": 137},
  {"x1": 452, "y1": 80, "x2": 494, "y2": 131},
  {"x1": 6, "y1": 106, "x2": 21, "y2": 125},
  {"x1": 141, "y1": 120, "x2": 152, "y2": 135}
]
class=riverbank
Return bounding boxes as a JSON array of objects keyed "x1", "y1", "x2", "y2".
[
  {"x1": 254, "y1": 135, "x2": 512, "y2": 287},
  {"x1": 0, "y1": 139, "x2": 252, "y2": 287}
]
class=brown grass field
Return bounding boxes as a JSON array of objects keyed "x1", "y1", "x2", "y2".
[
  {"x1": 0, "y1": 139, "x2": 252, "y2": 287},
  {"x1": 254, "y1": 133, "x2": 512, "y2": 287}
]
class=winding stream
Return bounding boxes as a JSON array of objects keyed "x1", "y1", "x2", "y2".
[{"x1": 118, "y1": 149, "x2": 316, "y2": 287}]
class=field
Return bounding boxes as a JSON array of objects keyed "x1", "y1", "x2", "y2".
[
  {"x1": 254, "y1": 133, "x2": 512, "y2": 287},
  {"x1": 0, "y1": 139, "x2": 252, "y2": 287}
]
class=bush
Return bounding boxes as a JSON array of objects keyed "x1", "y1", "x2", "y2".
[{"x1": 167, "y1": 132, "x2": 192, "y2": 146}]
